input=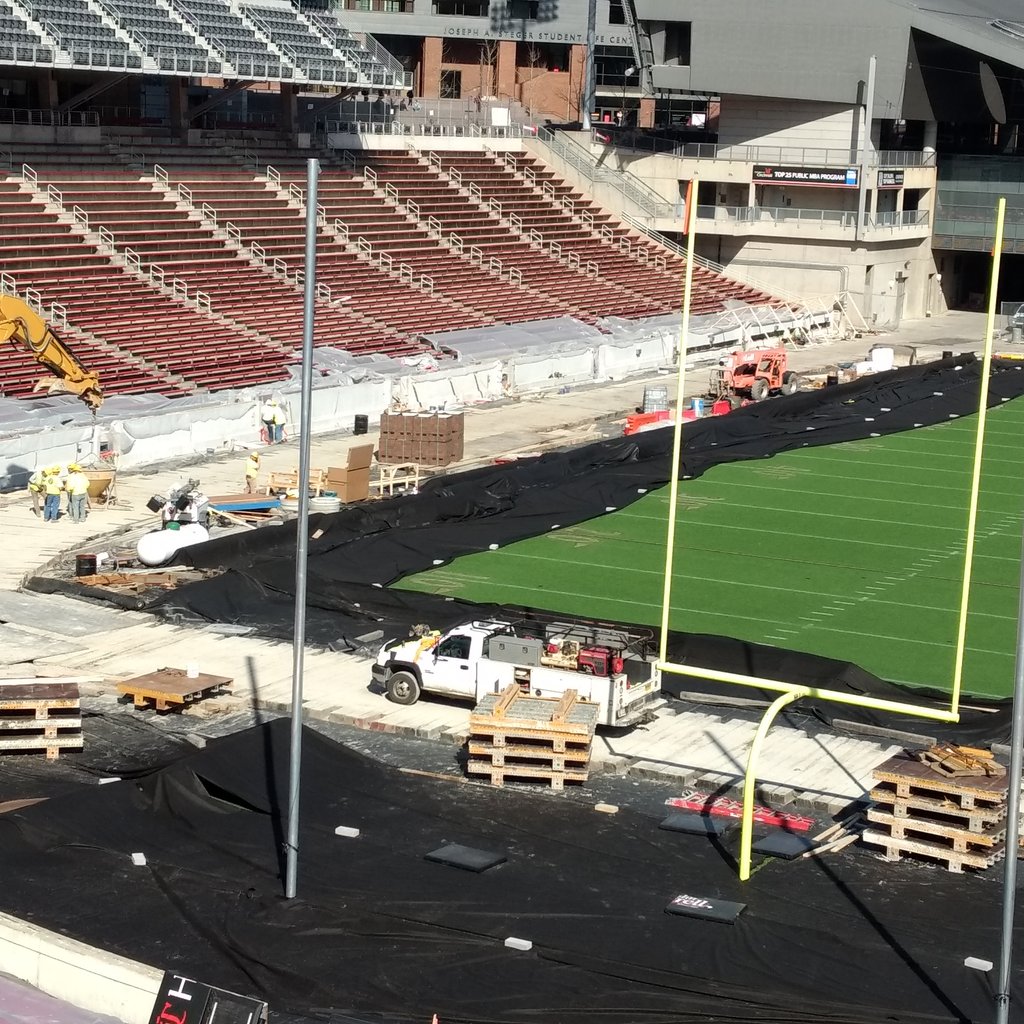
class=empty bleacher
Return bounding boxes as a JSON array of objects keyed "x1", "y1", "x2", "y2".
[
  {"x1": 239, "y1": 2, "x2": 350, "y2": 83},
  {"x1": 164, "y1": 0, "x2": 289, "y2": 80},
  {"x1": 367, "y1": 152, "x2": 670, "y2": 322},
  {"x1": 20, "y1": 0, "x2": 142, "y2": 68},
  {"x1": 0, "y1": 171, "x2": 294, "y2": 391},
  {"x1": 96, "y1": 0, "x2": 221, "y2": 73},
  {"x1": 0, "y1": 139, "x2": 779, "y2": 403},
  {"x1": 0, "y1": 1, "x2": 55, "y2": 62}
]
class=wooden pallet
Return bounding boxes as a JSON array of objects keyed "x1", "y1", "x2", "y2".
[
  {"x1": 0, "y1": 682, "x2": 82, "y2": 760},
  {"x1": 468, "y1": 685, "x2": 599, "y2": 789},
  {"x1": 471, "y1": 687, "x2": 599, "y2": 740},
  {"x1": 862, "y1": 829, "x2": 1006, "y2": 873},
  {"x1": 866, "y1": 754, "x2": 1010, "y2": 872},
  {"x1": 872, "y1": 755, "x2": 1008, "y2": 810},
  {"x1": 466, "y1": 759, "x2": 589, "y2": 791},
  {"x1": 870, "y1": 783, "x2": 1006, "y2": 833},
  {"x1": 117, "y1": 668, "x2": 232, "y2": 712},
  {"x1": 866, "y1": 808, "x2": 1005, "y2": 850},
  {"x1": 467, "y1": 740, "x2": 591, "y2": 772}
]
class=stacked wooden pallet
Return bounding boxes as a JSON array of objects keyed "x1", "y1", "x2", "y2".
[
  {"x1": 0, "y1": 681, "x2": 83, "y2": 760},
  {"x1": 862, "y1": 754, "x2": 1008, "y2": 872},
  {"x1": 468, "y1": 684, "x2": 599, "y2": 791},
  {"x1": 118, "y1": 668, "x2": 233, "y2": 713}
]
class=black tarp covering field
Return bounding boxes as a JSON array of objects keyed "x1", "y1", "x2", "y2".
[
  {"x1": 0, "y1": 719, "x2": 1019, "y2": 1024},
  {"x1": 133, "y1": 356, "x2": 1024, "y2": 744}
]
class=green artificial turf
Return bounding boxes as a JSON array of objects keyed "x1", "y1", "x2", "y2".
[{"x1": 398, "y1": 398, "x2": 1024, "y2": 699}]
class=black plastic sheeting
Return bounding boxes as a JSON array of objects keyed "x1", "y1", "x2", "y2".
[
  {"x1": 146, "y1": 356, "x2": 1024, "y2": 744},
  {"x1": 0, "y1": 718, "x2": 1018, "y2": 1024}
]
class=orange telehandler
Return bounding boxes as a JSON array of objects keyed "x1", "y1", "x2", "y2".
[
  {"x1": 708, "y1": 347, "x2": 801, "y2": 404},
  {"x1": 0, "y1": 294, "x2": 103, "y2": 413}
]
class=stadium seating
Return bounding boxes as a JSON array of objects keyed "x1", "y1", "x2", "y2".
[
  {"x1": 0, "y1": 139, "x2": 779, "y2": 402},
  {"x1": 20, "y1": 0, "x2": 142, "y2": 68},
  {"x1": 0, "y1": 1, "x2": 54, "y2": 62},
  {"x1": 164, "y1": 163, "x2": 470, "y2": 347},
  {"x1": 0, "y1": 313, "x2": 185, "y2": 401},
  {"x1": 443, "y1": 151, "x2": 774, "y2": 314},
  {"x1": 239, "y1": 2, "x2": 350, "y2": 82},
  {"x1": 98, "y1": 0, "x2": 222, "y2": 74},
  {"x1": 163, "y1": 0, "x2": 289, "y2": 79},
  {"x1": 0, "y1": 172, "x2": 294, "y2": 390},
  {"x1": 362, "y1": 152, "x2": 673, "y2": 321}
]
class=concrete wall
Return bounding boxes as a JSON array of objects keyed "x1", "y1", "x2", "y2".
[
  {"x1": 0, "y1": 910, "x2": 162, "y2": 1024},
  {"x1": 717, "y1": 96, "x2": 861, "y2": 153},
  {"x1": 699, "y1": 234, "x2": 942, "y2": 323},
  {"x1": 0, "y1": 319, "x2": 717, "y2": 489},
  {"x1": 0, "y1": 124, "x2": 101, "y2": 145}
]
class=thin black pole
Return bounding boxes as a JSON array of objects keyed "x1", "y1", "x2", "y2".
[{"x1": 284, "y1": 157, "x2": 319, "y2": 899}]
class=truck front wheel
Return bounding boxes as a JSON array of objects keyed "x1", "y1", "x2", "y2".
[{"x1": 386, "y1": 670, "x2": 420, "y2": 705}]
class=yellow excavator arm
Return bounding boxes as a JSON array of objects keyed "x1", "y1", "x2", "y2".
[{"x1": 0, "y1": 295, "x2": 103, "y2": 413}]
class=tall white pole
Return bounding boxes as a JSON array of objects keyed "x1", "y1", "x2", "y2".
[{"x1": 284, "y1": 157, "x2": 319, "y2": 899}]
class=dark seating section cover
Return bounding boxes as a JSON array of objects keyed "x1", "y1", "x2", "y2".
[
  {"x1": 130, "y1": 356, "x2": 1024, "y2": 745},
  {"x1": 0, "y1": 719, "x2": 1018, "y2": 1023}
]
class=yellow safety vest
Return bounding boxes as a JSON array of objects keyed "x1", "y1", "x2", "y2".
[
  {"x1": 66, "y1": 472, "x2": 90, "y2": 496},
  {"x1": 43, "y1": 474, "x2": 63, "y2": 496},
  {"x1": 245, "y1": 456, "x2": 260, "y2": 478}
]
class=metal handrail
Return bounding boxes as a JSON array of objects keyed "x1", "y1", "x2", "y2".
[
  {"x1": 534, "y1": 126, "x2": 674, "y2": 218},
  {"x1": 693, "y1": 205, "x2": 924, "y2": 231},
  {"x1": 621, "y1": 211, "x2": 808, "y2": 305},
  {"x1": 595, "y1": 133, "x2": 938, "y2": 168},
  {"x1": 0, "y1": 108, "x2": 98, "y2": 127}
]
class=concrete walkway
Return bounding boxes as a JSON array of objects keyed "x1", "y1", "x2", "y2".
[{"x1": 2, "y1": 327, "x2": 979, "y2": 812}]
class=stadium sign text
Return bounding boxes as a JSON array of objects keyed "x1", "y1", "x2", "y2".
[
  {"x1": 877, "y1": 168, "x2": 905, "y2": 189},
  {"x1": 442, "y1": 25, "x2": 630, "y2": 44},
  {"x1": 753, "y1": 166, "x2": 859, "y2": 188}
]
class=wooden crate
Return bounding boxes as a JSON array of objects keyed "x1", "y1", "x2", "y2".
[
  {"x1": 118, "y1": 668, "x2": 232, "y2": 712},
  {"x1": 0, "y1": 681, "x2": 82, "y2": 760},
  {"x1": 467, "y1": 685, "x2": 599, "y2": 790},
  {"x1": 864, "y1": 754, "x2": 1009, "y2": 872}
]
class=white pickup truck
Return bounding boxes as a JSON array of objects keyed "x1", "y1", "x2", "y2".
[{"x1": 372, "y1": 616, "x2": 660, "y2": 728}]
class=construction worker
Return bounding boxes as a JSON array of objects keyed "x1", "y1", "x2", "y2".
[
  {"x1": 271, "y1": 401, "x2": 287, "y2": 444},
  {"x1": 41, "y1": 464, "x2": 64, "y2": 522},
  {"x1": 260, "y1": 398, "x2": 277, "y2": 444},
  {"x1": 27, "y1": 466, "x2": 46, "y2": 517},
  {"x1": 65, "y1": 464, "x2": 91, "y2": 523},
  {"x1": 244, "y1": 450, "x2": 261, "y2": 494}
]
